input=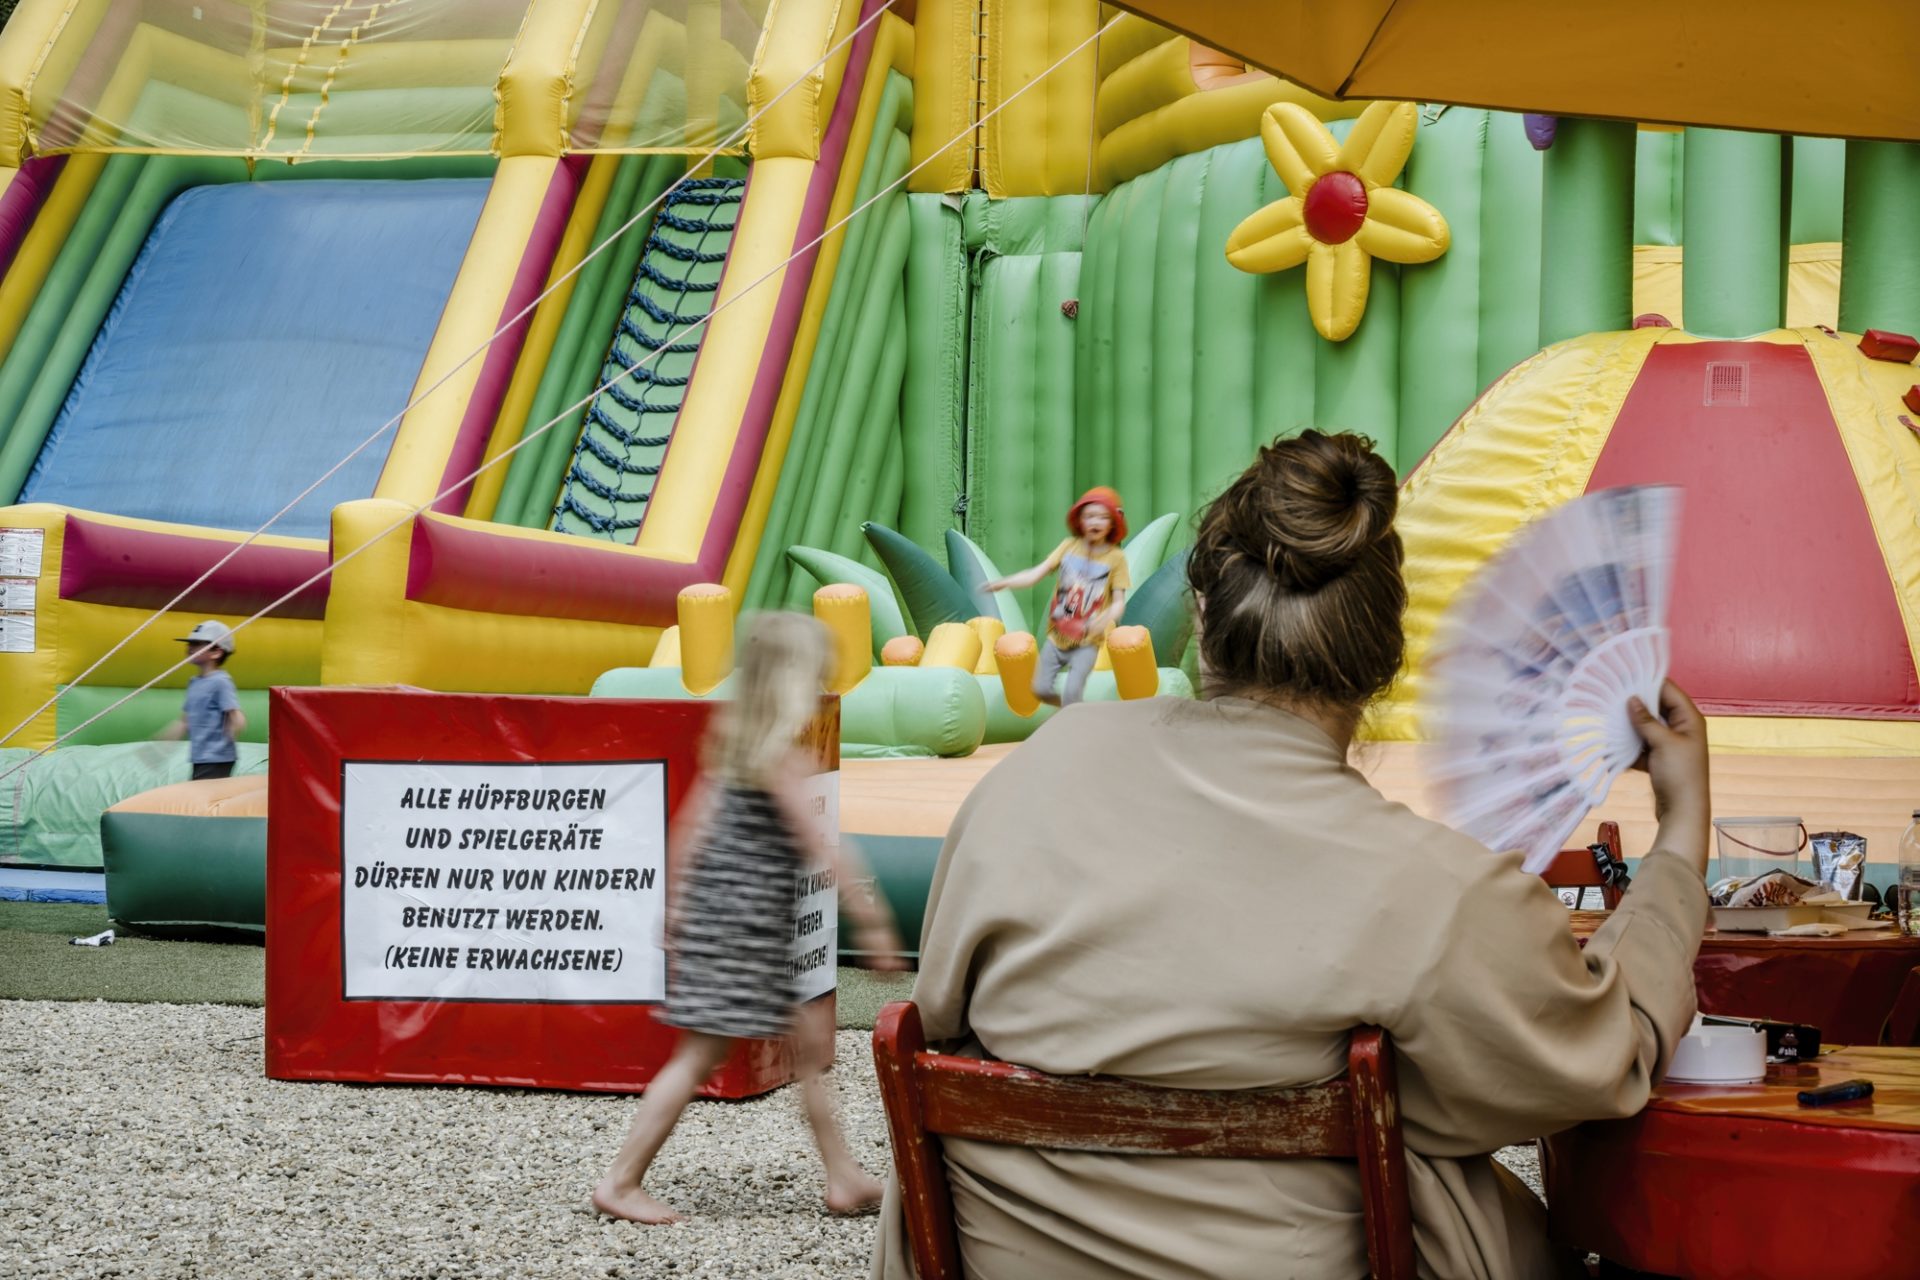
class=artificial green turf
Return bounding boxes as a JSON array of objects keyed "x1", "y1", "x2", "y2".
[
  {"x1": 0, "y1": 901, "x2": 265, "y2": 1006},
  {"x1": 0, "y1": 901, "x2": 914, "y2": 1025}
]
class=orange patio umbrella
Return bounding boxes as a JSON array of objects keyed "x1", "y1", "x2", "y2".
[{"x1": 1107, "y1": 0, "x2": 1920, "y2": 142}]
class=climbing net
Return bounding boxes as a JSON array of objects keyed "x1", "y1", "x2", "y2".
[{"x1": 554, "y1": 177, "x2": 745, "y2": 537}]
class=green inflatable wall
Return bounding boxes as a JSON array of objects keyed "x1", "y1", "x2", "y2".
[
  {"x1": 899, "y1": 193, "x2": 969, "y2": 557},
  {"x1": 961, "y1": 194, "x2": 1094, "y2": 627},
  {"x1": 102, "y1": 810, "x2": 268, "y2": 931},
  {"x1": 744, "y1": 70, "x2": 916, "y2": 611},
  {"x1": 0, "y1": 742, "x2": 269, "y2": 868},
  {"x1": 915, "y1": 115, "x2": 1849, "y2": 595},
  {"x1": 55, "y1": 685, "x2": 271, "y2": 747},
  {"x1": 1839, "y1": 140, "x2": 1920, "y2": 338}
]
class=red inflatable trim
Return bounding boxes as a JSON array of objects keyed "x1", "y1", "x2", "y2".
[
  {"x1": 59, "y1": 512, "x2": 330, "y2": 619},
  {"x1": 0, "y1": 155, "x2": 64, "y2": 279},
  {"x1": 1858, "y1": 329, "x2": 1919, "y2": 364},
  {"x1": 405, "y1": 512, "x2": 693, "y2": 627}
]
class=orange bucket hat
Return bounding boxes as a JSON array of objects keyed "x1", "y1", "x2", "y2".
[{"x1": 1067, "y1": 486, "x2": 1127, "y2": 543}]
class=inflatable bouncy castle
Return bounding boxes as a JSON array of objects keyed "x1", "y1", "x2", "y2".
[{"x1": 1, "y1": 0, "x2": 1916, "y2": 897}]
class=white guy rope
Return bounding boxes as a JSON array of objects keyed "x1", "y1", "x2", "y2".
[
  {"x1": 0, "y1": 10, "x2": 1125, "y2": 783},
  {"x1": 0, "y1": 0, "x2": 897, "y2": 747}
]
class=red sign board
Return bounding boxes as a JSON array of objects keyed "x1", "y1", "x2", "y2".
[{"x1": 265, "y1": 686, "x2": 836, "y2": 1097}]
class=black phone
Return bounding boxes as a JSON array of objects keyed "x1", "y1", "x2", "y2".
[{"x1": 1796, "y1": 1079, "x2": 1873, "y2": 1107}]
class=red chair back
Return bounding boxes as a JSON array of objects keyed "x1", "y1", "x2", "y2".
[
  {"x1": 872, "y1": 1000, "x2": 1416, "y2": 1280},
  {"x1": 1540, "y1": 819, "x2": 1626, "y2": 909},
  {"x1": 1885, "y1": 966, "x2": 1920, "y2": 1047}
]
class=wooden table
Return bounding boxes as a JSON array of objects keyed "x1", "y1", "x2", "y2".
[
  {"x1": 1569, "y1": 911, "x2": 1920, "y2": 1044},
  {"x1": 1545, "y1": 1047, "x2": 1920, "y2": 1278}
]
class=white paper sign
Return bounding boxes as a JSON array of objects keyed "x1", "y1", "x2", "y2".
[
  {"x1": 341, "y1": 760, "x2": 668, "y2": 1003},
  {"x1": 0, "y1": 528, "x2": 43, "y2": 577},
  {"x1": 0, "y1": 578, "x2": 35, "y2": 611},
  {"x1": 0, "y1": 612, "x2": 34, "y2": 654},
  {"x1": 789, "y1": 770, "x2": 840, "y2": 1003}
]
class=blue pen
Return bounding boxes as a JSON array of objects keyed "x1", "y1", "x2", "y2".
[{"x1": 1797, "y1": 1079, "x2": 1873, "y2": 1107}]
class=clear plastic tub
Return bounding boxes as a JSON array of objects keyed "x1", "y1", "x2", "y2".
[{"x1": 1713, "y1": 816, "x2": 1808, "y2": 883}]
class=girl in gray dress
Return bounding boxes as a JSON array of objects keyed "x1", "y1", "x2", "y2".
[{"x1": 593, "y1": 612, "x2": 902, "y2": 1225}]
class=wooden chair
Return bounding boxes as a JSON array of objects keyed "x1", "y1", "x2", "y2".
[
  {"x1": 1540, "y1": 820, "x2": 1627, "y2": 910},
  {"x1": 872, "y1": 1000, "x2": 1416, "y2": 1280},
  {"x1": 1884, "y1": 966, "x2": 1920, "y2": 1047}
]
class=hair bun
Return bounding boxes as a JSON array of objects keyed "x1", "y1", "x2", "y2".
[
  {"x1": 1220, "y1": 430, "x2": 1395, "y2": 592},
  {"x1": 1186, "y1": 429, "x2": 1407, "y2": 706}
]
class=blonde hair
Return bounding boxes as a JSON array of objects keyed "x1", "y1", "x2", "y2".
[{"x1": 706, "y1": 610, "x2": 833, "y2": 786}]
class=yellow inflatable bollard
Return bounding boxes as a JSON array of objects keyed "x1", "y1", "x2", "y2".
[
  {"x1": 880, "y1": 635, "x2": 925, "y2": 666},
  {"x1": 677, "y1": 583, "x2": 734, "y2": 696},
  {"x1": 967, "y1": 616, "x2": 1005, "y2": 674},
  {"x1": 994, "y1": 632, "x2": 1041, "y2": 718},
  {"x1": 648, "y1": 625, "x2": 683, "y2": 670},
  {"x1": 922, "y1": 621, "x2": 983, "y2": 672},
  {"x1": 1107, "y1": 625, "x2": 1159, "y2": 700},
  {"x1": 813, "y1": 584, "x2": 872, "y2": 695}
]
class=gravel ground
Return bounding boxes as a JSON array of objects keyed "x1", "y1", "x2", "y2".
[
  {"x1": 2, "y1": 1001, "x2": 891, "y2": 1280},
  {"x1": 2, "y1": 1001, "x2": 1545, "y2": 1279}
]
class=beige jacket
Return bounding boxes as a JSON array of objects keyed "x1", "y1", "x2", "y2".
[{"x1": 871, "y1": 696, "x2": 1707, "y2": 1280}]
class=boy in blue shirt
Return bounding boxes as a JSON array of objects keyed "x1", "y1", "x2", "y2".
[{"x1": 161, "y1": 620, "x2": 246, "y2": 781}]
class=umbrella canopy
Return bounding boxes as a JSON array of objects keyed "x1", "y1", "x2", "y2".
[{"x1": 1109, "y1": 1, "x2": 1920, "y2": 143}]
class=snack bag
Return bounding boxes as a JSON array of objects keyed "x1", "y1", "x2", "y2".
[{"x1": 1808, "y1": 831, "x2": 1867, "y2": 900}]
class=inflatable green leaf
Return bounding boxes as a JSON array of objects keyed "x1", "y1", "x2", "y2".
[
  {"x1": 783, "y1": 544, "x2": 910, "y2": 655},
  {"x1": 943, "y1": 528, "x2": 1029, "y2": 634},
  {"x1": 862, "y1": 522, "x2": 977, "y2": 637},
  {"x1": 1121, "y1": 512, "x2": 1180, "y2": 586},
  {"x1": 1125, "y1": 548, "x2": 1194, "y2": 666}
]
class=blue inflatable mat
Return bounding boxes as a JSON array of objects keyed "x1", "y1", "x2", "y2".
[{"x1": 20, "y1": 179, "x2": 488, "y2": 537}]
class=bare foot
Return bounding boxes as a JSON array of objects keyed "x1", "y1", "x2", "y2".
[
  {"x1": 824, "y1": 1170, "x2": 885, "y2": 1217},
  {"x1": 592, "y1": 1180, "x2": 685, "y2": 1224}
]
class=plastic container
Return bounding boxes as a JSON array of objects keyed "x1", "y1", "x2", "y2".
[
  {"x1": 1665, "y1": 1019, "x2": 1767, "y2": 1084},
  {"x1": 1898, "y1": 810, "x2": 1920, "y2": 938},
  {"x1": 1713, "y1": 816, "x2": 1808, "y2": 883}
]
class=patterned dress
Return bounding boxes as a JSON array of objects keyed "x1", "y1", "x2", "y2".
[{"x1": 659, "y1": 784, "x2": 805, "y2": 1039}]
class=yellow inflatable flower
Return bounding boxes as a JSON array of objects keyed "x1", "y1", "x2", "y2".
[{"x1": 1226, "y1": 101, "x2": 1450, "y2": 342}]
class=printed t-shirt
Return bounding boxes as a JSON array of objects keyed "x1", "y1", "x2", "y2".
[
  {"x1": 1042, "y1": 538, "x2": 1130, "y2": 649},
  {"x1": 183, "y1": 670, "x2": 241, "y2": 764}
]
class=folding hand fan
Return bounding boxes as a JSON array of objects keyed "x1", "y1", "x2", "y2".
[{"x1": 1425, "y1": 486, "x2": 1682, "y2": 872}]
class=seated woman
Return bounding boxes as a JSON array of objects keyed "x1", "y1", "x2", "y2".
[{"x1": 870, "y1": 430, "x2": 1710, "y2": 1280}]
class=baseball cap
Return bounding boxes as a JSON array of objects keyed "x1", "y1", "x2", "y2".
[{"x1": 178, "y1": 620, "x2": 236, "y2": 653}]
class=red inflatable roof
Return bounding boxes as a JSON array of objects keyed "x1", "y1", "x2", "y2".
[{"x1": 1584, "y1": 342, "x2": 1919, "y2": 719}]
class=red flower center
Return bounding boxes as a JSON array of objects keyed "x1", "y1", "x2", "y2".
[{"x1": 1302, "y1": 171, "x2": 1368, "y2": 244}]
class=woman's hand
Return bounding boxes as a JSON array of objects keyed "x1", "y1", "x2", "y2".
[
  {"x1": 1628, "y1": 680, "x2": 1711, "y2": 874},
  {"x1": 982, "y1": 578, "x2": 1008, "y2": 593}
]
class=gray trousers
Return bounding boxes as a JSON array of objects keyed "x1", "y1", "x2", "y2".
[{"x1": 1034, "y1": 639, "x2": 1098, "y2": 707}]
